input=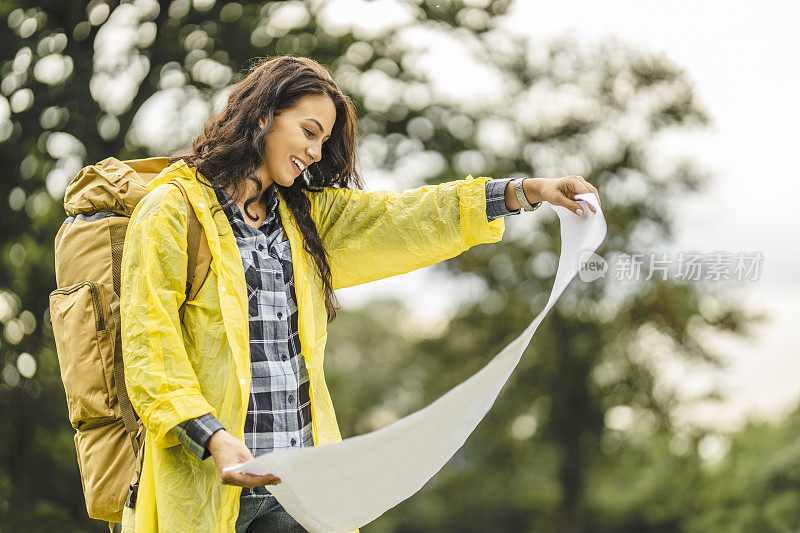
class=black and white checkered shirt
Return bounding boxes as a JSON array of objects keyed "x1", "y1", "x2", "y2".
[{"x1": 170, "y1": 177, "x2": 519, "y2": 498}]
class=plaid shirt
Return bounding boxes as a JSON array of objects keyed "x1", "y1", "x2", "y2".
[{"x1": 171, "y1": 177, "x2": 520, "y2": 498}]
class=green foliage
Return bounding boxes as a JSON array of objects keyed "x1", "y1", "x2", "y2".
[{"x1": 0, "y1": 0, "x2": 786, "y2": 531}]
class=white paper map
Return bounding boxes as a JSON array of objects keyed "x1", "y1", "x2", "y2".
[{"x1": 226, "y1": 193, "x2": 607, "y2": 532}]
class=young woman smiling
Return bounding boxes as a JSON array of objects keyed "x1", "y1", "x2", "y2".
[{"x1": 119, "y1": 55, "x2": 600, "y2": 532}]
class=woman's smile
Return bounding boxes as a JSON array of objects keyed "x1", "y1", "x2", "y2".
[{"x1": 290, "y1": 155, "x2": 307, "y2": 175}]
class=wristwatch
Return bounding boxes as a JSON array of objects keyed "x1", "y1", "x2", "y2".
[{"x1": 513, "y1": 177, "x2": 542, "y2": 212}]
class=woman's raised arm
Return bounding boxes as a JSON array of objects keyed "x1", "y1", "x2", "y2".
[{"x1": 308, "y1": 175, "x2": 506, "y2": 290}]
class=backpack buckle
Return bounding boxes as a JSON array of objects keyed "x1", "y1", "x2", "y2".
[{"x1": 125, "y1": 483, "x2": 139, "y2": 509}]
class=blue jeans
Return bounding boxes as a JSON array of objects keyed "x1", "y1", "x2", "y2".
[{"x1": 236, "y1": 495, "x2": 308, "y2": 533}]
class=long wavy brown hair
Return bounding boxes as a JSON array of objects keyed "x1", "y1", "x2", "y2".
[{"x1": 169, "y1": 55, "x2": 363, "y2": 323}]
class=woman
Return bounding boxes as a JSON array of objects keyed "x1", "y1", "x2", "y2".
[{"x1": 120, "y1": 55, "x2": 600, "y2": 532}]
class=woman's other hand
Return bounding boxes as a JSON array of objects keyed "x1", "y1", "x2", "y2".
[
  {"x1": 505, "y1": 175, "x2": 602, "y2": 216},
  {"x1": 208, "y1": 430, "x2": 281, "y2": 488}
]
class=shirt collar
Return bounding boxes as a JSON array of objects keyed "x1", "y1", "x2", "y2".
[{"x1": 215, "y1": 184, "x2": 280, "y2": 227}]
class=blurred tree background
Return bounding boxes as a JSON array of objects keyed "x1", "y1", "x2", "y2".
[{"x1": 1, "y1": 0, "x2": 798, "y2": 531}]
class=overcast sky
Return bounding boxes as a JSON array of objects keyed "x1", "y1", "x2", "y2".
[
  {"x1": 504, "y1": 0, "x2": 800, "y2": 433},
  {"x1": 337, "y1": 0, "x2": 800, "y2": 435}
]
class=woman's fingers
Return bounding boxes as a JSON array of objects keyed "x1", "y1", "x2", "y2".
[
  {"x1": 221, "y1": 471, "x2": 281, "y2": 488},
  {"x1": 209, "y1": 432, "x2": 281, "y2": 488},
  {"x1": 561, "y1": 175, "x2": 600, "y2": 214},
  {"x1": 243, "y1": 473, "x2": 281, "y2": 484},
  {"x1": 562, "y1": 197, "x2": 589, "y2": 215},
  {"x1": 241, "y1": 473, "x2": 281, "y2": 488},
  {"x1": 560, "y1": 176, "x2": 593, "y2": 215},
  {"x1": 576, "y1": 176, "x2": 602, "y2": 209}
]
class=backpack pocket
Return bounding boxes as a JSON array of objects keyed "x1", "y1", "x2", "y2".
[
  {"x1": 74, "y1": 418, "x2": 135, "y2": 522},
  {"x1": 49, "y1": 281, "x2": 117, "y2": 428}
]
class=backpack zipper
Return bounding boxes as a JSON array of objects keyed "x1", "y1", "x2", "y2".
[{"x1": 51, "y1": 281, "x2": 104, "y2": 331}]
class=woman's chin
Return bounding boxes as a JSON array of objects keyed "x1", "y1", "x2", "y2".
[{"x1": 276, "y1": 175, "x2": 297, "y2": 187}]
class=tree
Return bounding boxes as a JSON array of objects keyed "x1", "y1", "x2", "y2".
[
  {"x1": 0, "y1": 0, "x2": 765, "y2": 531},
  {"x1": 323, "y1": 28, "x2": 764, "y2": 533}
]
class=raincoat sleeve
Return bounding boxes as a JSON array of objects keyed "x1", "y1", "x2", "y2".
[
  {"x1": 309, "y1": 174, "x2": 506, "y2": 290},
  {"x1": 120, "y1": 184, "x2": 217, "y2": 449}
]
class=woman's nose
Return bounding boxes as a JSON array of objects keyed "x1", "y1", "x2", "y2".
[{"x1": 306, "y1": 145, "x2": 322, "y2": 163}]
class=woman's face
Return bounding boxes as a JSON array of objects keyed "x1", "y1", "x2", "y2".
[{"x1": 259, "y1": 93, "x2": 336, "y2": 188}]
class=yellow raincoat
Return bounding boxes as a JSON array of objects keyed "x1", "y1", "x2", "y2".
[{"x1": 120, "y1": 159, "x2": 506, "y2": 531}]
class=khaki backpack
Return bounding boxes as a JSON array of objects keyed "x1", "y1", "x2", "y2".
[{"x1": 48, "y1": 156, "x2": 212, "y2": 524}]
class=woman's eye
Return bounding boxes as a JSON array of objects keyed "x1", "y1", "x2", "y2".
[{"x1": 303, "y1": 128, "x2": 313, "y2": 136}]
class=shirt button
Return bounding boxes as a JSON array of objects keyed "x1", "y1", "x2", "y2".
[
  {"x1": 288, "y1": 395, "x2": 294, "y2": 403},
  {"x1": 220, "y1": 285, "x2": 226, "y2": 293},
  {"x1": 258, "y1": 244, "x2": 264, "y2": 251},
  {"x1": 281, "y1": 355, "x2": 287, "y2": 361},
  {"x1": 240, "y1": 378, "x2": 245, "y2": 385},
  {"x1": 274, "y1": 273, "x2": 280, "y2": 279},
  {"x1": 291, "y1": 438, "x2": 297, "y2": 446},
  {"x1": 277, "y1": 312, "x2": 283, "y2": 319},
  {"x1": 198, "y1": 202, "x2": 205, "y2": 209}
]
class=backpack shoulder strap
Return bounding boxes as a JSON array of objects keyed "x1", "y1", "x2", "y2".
[
  {"x1": 113, "y1": 330, "x2": 140, "y2": 447},
  {"x1": 168, "y1": 181, "x2": 211, "y2": 322}
]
